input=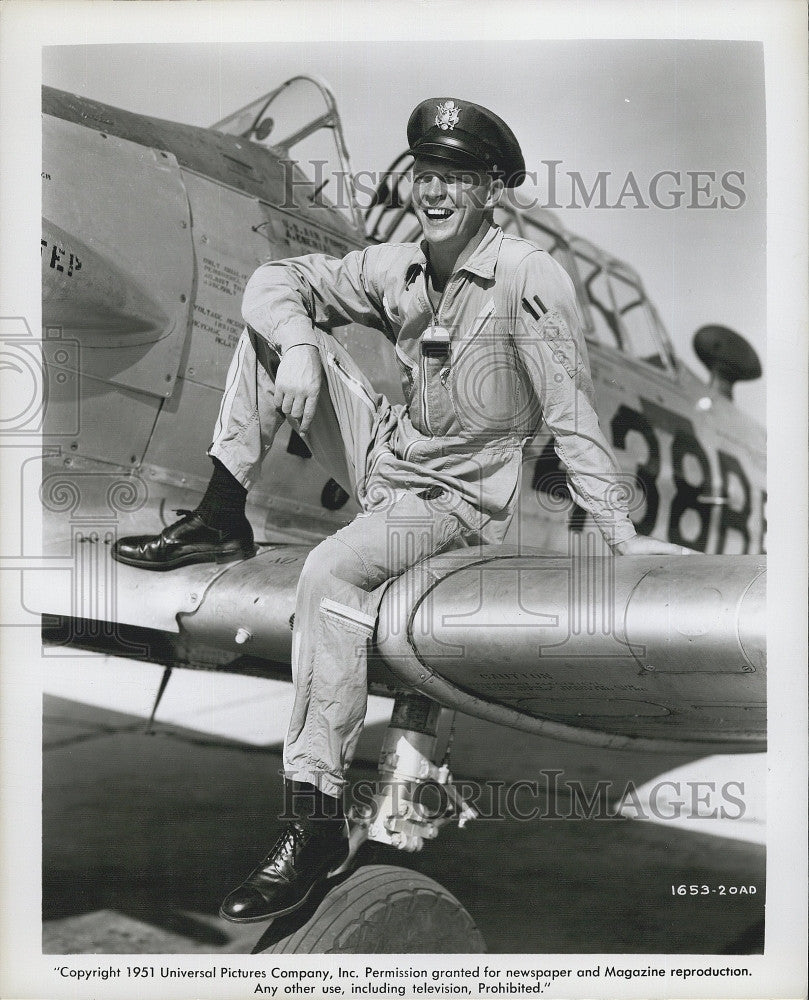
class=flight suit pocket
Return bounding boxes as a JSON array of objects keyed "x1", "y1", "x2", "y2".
[
  {"x1": 418, "y1": 303, "x2": 496, "y2": 436},
  {"x1": 449, "y1": 327, "x2": 524, "y2": 435},
  {"x1": 423, "y1": 353, "x2": 457, "y2": 435},
  {"x1": 318, "y1": 597, "x2": 376, "y2": 637}
]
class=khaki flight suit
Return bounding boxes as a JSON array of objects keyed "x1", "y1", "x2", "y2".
[{"x1": 209, "y1": 224, "x2": 636, "y2": 797}]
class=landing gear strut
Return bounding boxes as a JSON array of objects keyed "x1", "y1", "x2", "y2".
[{"x1": 349, "y1": 692, "x2": 477, "y2": 852}]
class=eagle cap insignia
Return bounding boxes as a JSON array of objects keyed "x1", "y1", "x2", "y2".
[{"x1": 435, "y1": 100, "x2": 461, "y2": 131}]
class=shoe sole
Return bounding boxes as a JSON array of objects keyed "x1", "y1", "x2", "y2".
[{"x1": 111, "y1": 544, "x2": 257, "y2": 572}]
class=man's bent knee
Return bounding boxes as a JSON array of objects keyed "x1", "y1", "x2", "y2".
[{"x1": 299, "y1": 535, "x2": 371, "y2": 596}]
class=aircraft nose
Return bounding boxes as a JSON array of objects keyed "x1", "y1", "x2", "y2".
[{"x1": 42, "y1": 218, "x2": 169, "y2": 340}]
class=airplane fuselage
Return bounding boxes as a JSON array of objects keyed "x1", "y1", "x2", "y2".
[
  {"x1": 39, "y1": 83, "x2": 766, "y2": 751},
  {"x1": 41, "y1": 85, "x2": 765, "y2": 558}
]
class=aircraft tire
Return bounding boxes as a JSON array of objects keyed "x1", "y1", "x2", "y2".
[{"x1": 264, "y1": 864, "x2": 486, "y2": 953}]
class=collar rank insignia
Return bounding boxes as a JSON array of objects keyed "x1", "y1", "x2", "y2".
[{"x1": 435, "y1": 100, "x2": 461, "y2": 131}]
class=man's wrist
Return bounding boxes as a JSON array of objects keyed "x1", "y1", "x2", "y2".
[{"x1": 271, "y1": 315, "x2": 320, "y2": 355}]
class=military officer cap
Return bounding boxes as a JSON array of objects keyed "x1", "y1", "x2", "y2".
[{"x1": 407, "y1": 97, "x2": 526, "y2": 188}]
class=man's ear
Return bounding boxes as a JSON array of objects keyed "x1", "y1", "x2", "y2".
[{"x1": 485, "y1": 176, "x2": 505, "y2": 211}]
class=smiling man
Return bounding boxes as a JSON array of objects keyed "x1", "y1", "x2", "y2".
[{"x1": 114, "y1": 97, "x2": 686, "y2": 923}]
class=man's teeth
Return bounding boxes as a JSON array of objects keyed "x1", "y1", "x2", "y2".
[{"x1": 426, "y1": 208, "x2": 453, "y2": 219}]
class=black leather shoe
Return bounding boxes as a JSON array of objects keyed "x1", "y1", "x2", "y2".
[
  {"x1": 111, "y1": 511, "x2": 255, "y2": 571},
  {"x1": 219, "y1": 819, "x2": 349, "y2": 923}
]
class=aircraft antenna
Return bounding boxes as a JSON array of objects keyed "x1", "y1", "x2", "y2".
[{"x1": 144, "y1": 666, "x2": 173, "y2": 736}]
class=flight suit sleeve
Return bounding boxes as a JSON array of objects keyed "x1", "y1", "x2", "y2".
[
  {"x1": 242, "y1": 245, "x2": 392, "y2": 353},
  {"x1": 510, "y1": 251, "x2": 638, "y2": 548}
]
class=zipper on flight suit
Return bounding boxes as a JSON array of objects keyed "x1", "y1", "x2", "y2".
[
  {"x1": 420, "y1": 353, "x2": 432, "y2": 434},
  {"x1": 421, "y1": 274, "x2": 454, "y2": 436}
]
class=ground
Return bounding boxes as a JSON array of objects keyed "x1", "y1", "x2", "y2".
[{"x1": 42, "y1": 660, "x2": 765, "y2": 955}]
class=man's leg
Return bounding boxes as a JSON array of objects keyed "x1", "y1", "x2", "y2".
[
  {"x1": 112, "y1": 326, "x2": 359, "y2": 569},
  {"x1": 111, "y1": 329, "x2": 277, "y2": 568},
  {"x1": 285, "y1": 490, "x2": 464, "y2": 792},
  {"x1": 217, "y1": 335, "x2": 404, "y2": 923},
  {"x1": 219, "y1": 489, "x2": 465, "y2": 922}
]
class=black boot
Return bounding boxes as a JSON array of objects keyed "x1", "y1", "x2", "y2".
[
  {"x1": 219, "y1": 783, "x2": 348, "y2": 923},
  {"x1": 112, "y1": 459, "x2": 255, "y2": 571},
  {"x1": 111, "y1": 509, "x2": 255, "y2": 571}
]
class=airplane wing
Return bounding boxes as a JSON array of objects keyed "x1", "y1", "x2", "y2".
[{"x1": 41, "y1": 504, "x2": 766, "y2": 755}]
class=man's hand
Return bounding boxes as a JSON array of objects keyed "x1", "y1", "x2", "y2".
[
  {"x1": 274, "y1": 344, "x2": 323, "y2": 433},
  {"x1": 613, "y1": 535, "x2": 694, "y2": 556}
]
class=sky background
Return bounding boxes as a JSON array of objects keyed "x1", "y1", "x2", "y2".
[{"x1": 42, "y1": 39, "x2": 766, "y2": 422}]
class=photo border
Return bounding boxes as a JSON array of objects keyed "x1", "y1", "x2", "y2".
[{"x1": 1, "y1": 2, "x2": 806, "y2": 997}]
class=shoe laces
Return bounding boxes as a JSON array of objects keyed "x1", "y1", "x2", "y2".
[{"x1": 264, "y1": 820, "x2": 308, "y2": 870}]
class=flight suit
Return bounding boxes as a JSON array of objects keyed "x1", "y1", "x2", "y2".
[{"x1": 209, "y1": 224, "x2": 637, "y2": 798}]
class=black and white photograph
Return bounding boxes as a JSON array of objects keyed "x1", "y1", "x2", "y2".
[{"x1": 0, "y1": 2, "x2": 806, "y2": 998}]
